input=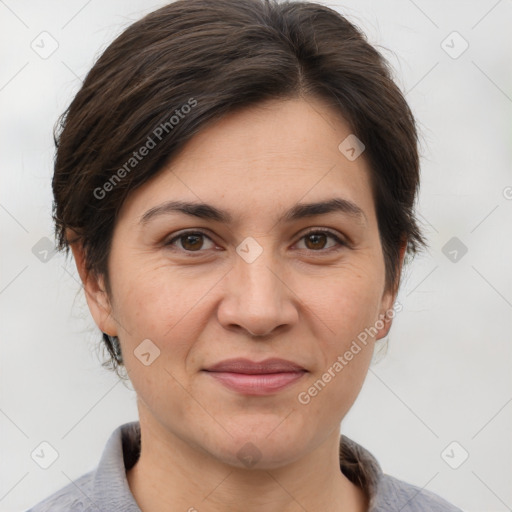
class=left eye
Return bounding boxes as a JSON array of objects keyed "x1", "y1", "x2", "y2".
[
  {"x1": 295, "y1": 230, "x2": 345, "y2": 251},
  {"x1": 164, "y1": 230, "x2": 345, "y2": 253}
]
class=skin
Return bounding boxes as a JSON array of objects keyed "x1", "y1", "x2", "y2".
[{"x1": 71, "y1": 96, "x2": 405, "y2": 512}]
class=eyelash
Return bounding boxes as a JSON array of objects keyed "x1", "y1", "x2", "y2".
[{"x1": 164, "y1": 228, "x2": 348, "y2": 255}]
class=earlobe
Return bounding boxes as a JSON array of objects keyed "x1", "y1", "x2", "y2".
[
  {"x1": 376, "y1": 240, "x2": 407, "y2": 340},
  {"x1": 375, "y1": 295, "x2": 395, "y2": 340},
  {"x1": 69, "y1": 240, "x2": 118, "y2": 337}
]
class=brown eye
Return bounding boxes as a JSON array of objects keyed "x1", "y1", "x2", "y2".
[
  {"x1": 165, "y1": 231, "x2": 215, "y2": 252},
  {"x1": 296, "y1": 230, "x2": 345, "y2": 252},
  {"x1": 180, "y1": 234, "x2": 204, "y2": 251},
  {"x1": 304, "y1": 232, "x2": 328, "y2": 250}
]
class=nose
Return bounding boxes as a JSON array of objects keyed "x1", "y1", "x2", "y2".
[{"x1": 217, "y1": 244, "x2": 299, "y2": 338}]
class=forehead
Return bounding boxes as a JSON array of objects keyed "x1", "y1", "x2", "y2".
[{"x1": 119, "y1": 97, "x2": 376, "y2": 227}]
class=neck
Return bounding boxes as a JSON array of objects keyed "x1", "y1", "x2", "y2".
[{"x1": 126, "y1": 414, "x2": 368, "y2": 512}]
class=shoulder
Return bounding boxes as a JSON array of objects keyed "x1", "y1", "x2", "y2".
[
  {"x1": 25, "y1": 421, "x2": 141, "y2": 512},
  {"x1": 339, "y1": 435, "x2": 463, "y2": 512},
  {"x1": 25, "y1": 470, "x2": 96, "y2": 511},
  {"x1": 372, "y1": 473, "x2": 464, "y2": 512}
]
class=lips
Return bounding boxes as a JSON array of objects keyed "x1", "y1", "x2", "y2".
[
  {"x1": 204, "y1": 357, "x2": 306, "y2": 374},
  {"x1": 203, "y1": 358, "x2": 307, "y2": 395}
]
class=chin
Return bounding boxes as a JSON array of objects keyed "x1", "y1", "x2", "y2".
[{"x1": 208, "y1": 422, "x2": 309, "y2": 470}]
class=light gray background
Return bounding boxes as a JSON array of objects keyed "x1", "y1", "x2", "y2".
[{"x1": 1, "y1": 1, "x2": 511, "y2": 511}]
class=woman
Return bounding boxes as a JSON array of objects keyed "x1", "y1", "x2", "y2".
[{"x1": 28, "y1": 0, "x2": 463, "y2": 510}]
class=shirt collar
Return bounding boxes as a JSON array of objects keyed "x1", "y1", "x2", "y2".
[{"x1": 92, "y1": 421, "x2": 141, "y2": 511}]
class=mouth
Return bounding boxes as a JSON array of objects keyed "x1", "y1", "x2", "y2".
[{"x1": 202, "y1": 358, "x2": 307, "y2": 395}]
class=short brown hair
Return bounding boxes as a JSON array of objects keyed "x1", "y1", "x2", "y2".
[{"x1": 53, "y1": 0, "x2": 426, "y2": 370}]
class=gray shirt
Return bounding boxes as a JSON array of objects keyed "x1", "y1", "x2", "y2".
[{"x1": 26, "y1": 421, "x2": 463, "y2": 511}]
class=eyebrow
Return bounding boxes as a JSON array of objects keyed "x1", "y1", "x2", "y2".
[{"x1": 139, "y1": 197, "x2": 367, "y2": 226}]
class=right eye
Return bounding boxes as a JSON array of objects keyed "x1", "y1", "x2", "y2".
[{"x1": 164, "y1": 230, "x2": 217, "y2": 253}]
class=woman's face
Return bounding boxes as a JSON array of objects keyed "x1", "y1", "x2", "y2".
[{"x1": 83, "y1": 97, "x2": 398, "y2": 468}]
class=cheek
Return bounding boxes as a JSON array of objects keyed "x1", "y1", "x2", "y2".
[
  {"x1": 114, "y1": 267, "x2": 208, "y2": 417},
  {"x1": 110, "y1": 261, "x2": 225, "y2": 368},
  {"x1": 295, "y1": 271, "x2": 379, "y2": 421},
  {"x1": 291, "y1": 261, "x2": 383, "y2": 411},
  {"x1": 299, "y1": 263, "x2": 384, "y2": 346}
]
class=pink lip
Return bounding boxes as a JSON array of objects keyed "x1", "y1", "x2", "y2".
[
  {"x1": 204, "y1": 357, "x2": 306, "y2": 373},
  {"x1": 203, "y1": 358, "x2": 307, "y2": 395}
]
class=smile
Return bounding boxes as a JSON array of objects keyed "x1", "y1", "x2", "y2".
[
  {"x1": 203, "y1": 370, "x2": 307, "y2": 395},
  {"x1": 202, "y1": 357, "x2": 308, "y2": 395}
]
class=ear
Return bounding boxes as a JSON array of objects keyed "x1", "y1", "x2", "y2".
[
  {"x1": 375, "y1": 241, "x2": 407, "y2": 340},
  {"x1": 69, "y1": 236, "x2": 118, "y2": 337}
]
